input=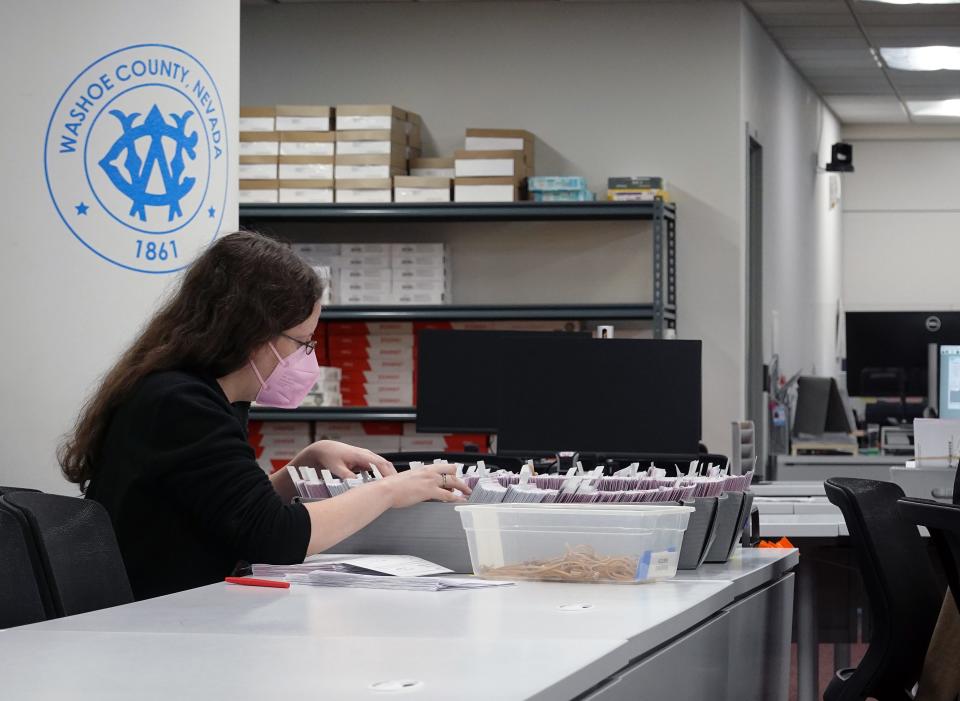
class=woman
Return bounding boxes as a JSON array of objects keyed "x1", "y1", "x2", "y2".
[{"x1": 59, "y1": 231, "x2": 469, "y2": 600}]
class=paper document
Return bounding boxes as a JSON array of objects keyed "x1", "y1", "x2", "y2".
[
  {"x1": 252, "y1": 554, "x2": 453, "y2": 578},
  {"x1": 286, "y1": 571, "x2": 514, "y2": 591}
]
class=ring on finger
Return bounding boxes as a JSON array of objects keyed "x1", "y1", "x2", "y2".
[{"x1": 440, "y1": 473, "x2": 448, "y2": 489}]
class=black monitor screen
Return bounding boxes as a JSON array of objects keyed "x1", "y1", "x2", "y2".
[
  {"x1": 845, "y1": 312, "x2": 960, "y2": 397},
  {"x1": 496, "y1": 337, "x2": 702, "y2": 456},
  {"x1": 416, "y1": 329, "x2": 587, "y2": 433}
]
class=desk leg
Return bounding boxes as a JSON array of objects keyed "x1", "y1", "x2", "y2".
[{"x1": 797, "y1": 558, "x2": 818, "y2": 701}]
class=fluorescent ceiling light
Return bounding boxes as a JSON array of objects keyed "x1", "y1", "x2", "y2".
[
  {"x1": 907, "y1": 99, "x2": 960, "y2": 118},
  {"x1": 882, "y1": 46, "x2": 960, "y2": 70}
]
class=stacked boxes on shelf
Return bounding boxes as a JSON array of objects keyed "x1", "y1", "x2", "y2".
[
  {"x1": 399, "y1": 424, "x2": 490, "y2": 453},
  {"x1": 334, "y1": 105, "x2": 422, "y2": 203},
  {"x1": 606, "y1": 176, "x2": 670, "y2": 202},
  {"x1": 455, "y1": 129, "x2": 534, "y2": 203},
  {"x1": 238, "y1": 106, "x2": 278, "y2": 204},
  {"x1": 301, "y1": 366, "x2": 343, "y2": 408},
  {"x1": 327, "y1": 322, "x2": 416, "y2": 408},
  {"x1": 314, "y1": 422, "x2": 404, "y2": 454},
  {"x1": 248, "y1": 421, "x2": 311, "y2": 474},
  {"x1": 293, "y1": 242, "x2": 449, "y2": 306},
  {"x1": 528, "y1": 176, "x2": 595, "y2": 202},
  {"x1": 276, "y1": 105, "x2": 334, "y2": 204}
]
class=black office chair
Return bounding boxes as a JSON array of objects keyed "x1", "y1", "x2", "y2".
[
  {"x1": 898, "y1": 498, "x2": 960, "y2": 619},
  {"x1": 0, "y1": 486, "x2": 40, "y2": 496},
  {"x1": 1, "y1": 492, "x2": 133, "y2": 617},
  {"x1": 0, "y1": 506, "x2": 48, "y2": 627},
  {"x1": 823, "y1": 478, "x2": 943, "y2": 701}
]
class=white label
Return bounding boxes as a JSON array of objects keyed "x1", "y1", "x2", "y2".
[
  {"x1": 335, "y1": 189, "x2": 393, "y2": 204},
  {"x1": 648, "y1": 550, "x2": 679, "y2": 578},
  {"x1": 238, "y1": 189, "x2": 278, "y2": 204},
  {"x1": 395, "y1": 187, "x2": 451, "y2": 203}
]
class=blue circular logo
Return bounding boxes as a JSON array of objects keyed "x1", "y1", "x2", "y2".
[{"x1": 44, "y1": 44, "x2": 228, "y2": 274}]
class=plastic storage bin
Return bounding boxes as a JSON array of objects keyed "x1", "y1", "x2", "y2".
[{"x1": 456, "y1": 503, "x2": 693, "y2": 584}]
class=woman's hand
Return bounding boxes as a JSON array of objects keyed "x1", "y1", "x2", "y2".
[
  {"x1": 380, "y1": 463, "x2": 472, "y2": 508},
  {"x1": 293, "y1": 440, "x2": 397, "y2": 480}
]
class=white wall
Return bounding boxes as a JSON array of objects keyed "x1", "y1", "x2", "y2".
[
  {"x1": 0, "y1": 0, "x2": 239, "y2": 494},
  {"x1": 740, "y1": 9, "x2": 844, "y2": 381},
  {"x1": 842, "y1": 129, "x2": 960, "y2": 311},
  {"x1": 241, "y1": 1, "x2": 746, "y2": 452}
]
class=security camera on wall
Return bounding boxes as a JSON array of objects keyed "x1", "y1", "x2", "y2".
[{"x1": 825, "y1": 142, "x2": 854, "y2": 173}]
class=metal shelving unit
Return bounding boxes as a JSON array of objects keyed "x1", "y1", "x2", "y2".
[{"x1": 241, "y1": 200, "x2": 677, "y2": 423}]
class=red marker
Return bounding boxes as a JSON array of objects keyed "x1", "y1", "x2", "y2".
[{"x1": 225, "y1": 576, "x2": 290, "y2": 589}]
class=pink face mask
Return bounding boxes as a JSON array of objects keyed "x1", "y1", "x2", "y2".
[{"x1": 249, "y1": 342, "x2": 322, "y2": 409}]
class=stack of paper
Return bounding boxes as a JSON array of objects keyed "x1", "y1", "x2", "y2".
[{"x1": 286, "y1": 571, "x2": 513, "y2": 591}]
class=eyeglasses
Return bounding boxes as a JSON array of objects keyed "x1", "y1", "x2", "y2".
[{"x1": 280, "y1": 333, "x2": 317, "y2": 355}]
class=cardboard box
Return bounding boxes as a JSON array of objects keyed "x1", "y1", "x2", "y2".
[
  {"x1": 465, "y1": 128, "x2": 534, "y2": 167},
  {"x1": 454, "y1": 150, "x2": 526, "y2": 178},
  {"x1": 335, "y1": 154, "x2": 407, "y2": 180},
  {"x1": 239, "y1": 106, "x2": 275, "y2": 132},
  {"x1": 238, "y1": 179, "x2": 278, "y2": 204},
  {"x1": 409, "y1": 158, "x2": 455, "y2": 178},
  {"x1": 279, "y1": 131, "x2": 336, "y2": 157},
  {"x1": 393, "y1": 176, "x2": 451, "y2": 204},
  {"x1": 330, "y1": 344, "x2": 413, "y2": 361},
  {"x1": 340, "y1": 277, "x2": 392, "y2": 295},
  {"x1": 339, "y1": 291, "x2": 394, "y2": 305},
  {"x1": 278, "y1": 179, "x2": 334, "y2": 204},
  {"x1": 331, "y1": 335, "x2": 415, "y2": 352},
  {"x1": 392, "y1": 265, "x2": 445, "y2": 280},
  {"x1": 339, "y1": 267, "x2": 392, "y2": 282},
  {"x1": 278, "y1": 155, "x2": 334, "y2": 180},
  {"x1": 335, "y1": 104, "x2": 409, "y2": 131},
  {"x1": 339, "y1": 369, "x2": 414, "y2": 384},
  {"x1": 608, "y1": 176, "x2": 664, "y2": 190},
  {"x1": 334, "y1": 357, "x2": 416, "y2": 374},
  {"x1": 339, "y1": 254, "x2": 391, "y2": 268},
  {"x1": 313, "y1": 421, "x2": 404, "y2": 438},
  {"x1": 454, "y1": 177, "x2": 522, "y2": 203},
  {"x1": 239, "y1": 132, "x2": 280, "y2": 157},
  {"x1": 393, "y1": 252, "x2": 446, "y2": 267},
  {"x1": 293, "y1": 243, "x2": 341, "y2": 263},
  {"x1": 395, "y1": 291, "x2": 445, "y2": 305},
  {"x1": 275, "y1": 104, "x2": 332, "y2": 132},
  {"x1": 335, "y1": 127, "x2": 407, "y2": 156},
  {"x1": 529, "y1": 176, "x2": 588, "y2": 192},
  {"x1": 335, "y1": 178, "x2": 393, "y2": 204},
  {"x1": 392, "y1": 279, "x2": 446, "y2": 294},
  {"x1": 239, "y1": 156, "x2": 278, "y2": 180}
]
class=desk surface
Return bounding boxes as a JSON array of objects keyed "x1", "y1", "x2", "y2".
[{"x1": 8, "y1": 550, "x2": 798, "y2": 700}]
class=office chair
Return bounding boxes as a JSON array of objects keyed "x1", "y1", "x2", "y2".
[
  {"x1": 898, "y1": 498, "x2": 960, "y2": 619},
  {"x1": 0, "y1": 506, "x2": 48, "y2": 627},
  {"x1": 0, "y1": 485, "x2": 40, "y2": 496},
  {"x1": 1, "y1": 492, "x2": 133, "y2": 617},
  {"x1": 824, "y1": 478, "x2": 943, "y2": 701}
]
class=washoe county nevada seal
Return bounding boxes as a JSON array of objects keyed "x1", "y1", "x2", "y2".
[{"x1": 44, "y1": 44, "x2": 228, "y2": 273}]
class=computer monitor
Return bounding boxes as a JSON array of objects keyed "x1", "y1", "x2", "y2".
[
  {"x1": 845, "y1": 311, "x2": 960, "y2": 397},
  {"x1": 415, "y1": 329, "x2": 588, "y2": 433},
  {"x1": 495, "y1": 337, "x2": 702, "y2": 457},
  {"x1": 939, "y1": 345, "x2": 960, "y2": 420},
  {"x1": 793, "y1": 376, "x2": 856, "y2": 437}
]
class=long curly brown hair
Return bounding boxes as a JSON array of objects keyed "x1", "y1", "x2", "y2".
[{"x1": 59, "y1": 231, "x2": 322, "y2": 491}]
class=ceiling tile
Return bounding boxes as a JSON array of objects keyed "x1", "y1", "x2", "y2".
[{"x1": 824, "y1": 94, "x2": 910, "y2": 123}]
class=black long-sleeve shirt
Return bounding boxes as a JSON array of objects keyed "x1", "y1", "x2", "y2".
[{"x1": 86, "y1": 370, "x2": 311, "y2": 600}]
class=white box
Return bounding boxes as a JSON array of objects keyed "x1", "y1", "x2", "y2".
[
  {"x1": 335, "y1": 188, "x2": 392, "y2": 204},
  {"x1": 293, "y1": 243, "x2": 341, "y2": 262},
  {"x1": 340, "y1": 254, "x2": 391, "y2": 268},
  {"x1": 239, "y1": 133, "x2": 280, "y2": 157},
  {"x1": 391, "y1": 243, "x2": 445, "y2": 257},
  {"x1": 337, "y1": 140, "x2": 397, "y2": 156},
  {"x1": 239, "y1": 107, "x2": 275, "y2": 133},
  {"x1": 336, "y1": 164, "x2": 399, "y2": 180},
  {"x1": 395, "y1": 291, "x2": 445, "y2": 305},
  {"x1": 395, "y1": 187, "x2": 450, "y2": 203},
  {"x1": 340, "y1": 243, "x2": 391, "y2": 256},
  {"x1": 393, "y1": 266, "x2": 445, "y2": 281},
  {"x1": 238, "y1": 183, "x2": 278, "y2": 204},
  {"x1": 340, "y1": 291, "x2": 394, "y2": 305},
  {"x1": 239, "y1": 159, "x2": 278, "y2": 180},
  {"x1": 340, "y1": 267, "x2": 392, "y2": 283},
  {"x1": 392, "y1": 279, "x2": 446, "y2": 294},
  {"x1": 455, "y1": 155, "x2": 523, "y2": 178},
  {"x1": 465, "y1": 136, "x2": 528, "y2": 152},
  {"x1": 410, "y1": 167, "x2": 455, "y2": 178},
  {"x1": 275, "y1": 105, "x2": 332, "y2": 132},
  {"x1": 393, "y1": 253, "x2": 446, "y2": 267},
  {"x1": 340, "y1": 278, "x2": 392, "y2": 294},
  {"x1": 454, "y1": 182, "x2": 518, "y2": 203},
  {"x1": 278, "y1": 157, "x2": 334, "y2": 180},
  {"x1": 278, "y1": 180, "x2": 334, "y2": 204},
  {"x1": 279, "y1": 139, "x2": 335, "y2": 157}
]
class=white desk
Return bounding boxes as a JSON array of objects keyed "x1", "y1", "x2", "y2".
[{"x1": 7, "y1": 551, "x2": 798, "y2": 701}]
